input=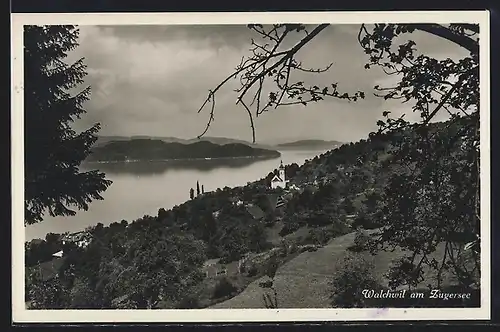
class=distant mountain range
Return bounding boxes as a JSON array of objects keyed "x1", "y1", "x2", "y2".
[
  {"x1": 94, "y1": 136, "x2": 274, "y2": 150},
  {"x1": 87, "y1": 139, "x2": 281, "y2": 162},
  {"x1": 95, "y1": 136, "x2": 343, "y2": 151},
  {"x1": 275, "y1": 139, "x2": 343, "y2": 150}
]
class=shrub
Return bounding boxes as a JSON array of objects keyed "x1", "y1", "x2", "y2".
[
  {"x1": 352, "y1": 213, "x2": 383, "y2": 230},
  {"x1": 385, "y1": 256, "x2": 426, "y2": 291},
  {"x1": 247, "y1": 265, "x2": 259, "y2": 277},
  {"x1": 348, "y1": 229, "x2": 372, "y2": 252},
  {"x1": 305, "y1": 228, "x2": 329, "y2": 246},
  {"x1": 265, "y1": 219, "x2": 276, "y2": 227},
  {"x1": 259, "y1": 279, "x2": 273, "y2": 288},
  {"x1": 306, "y1": 212, "x2": 332, "y2": 227},
  {"x1": 299, "y1": 244, "x2": 319, "y2": 253},
  {"x1": 279, "y1": 222, "x2": 300, "y2": 236},
  {"x1": 278, "y1": 239, "x2": 294, "y2": 257},
  {"x1": 330, "y1": 219, "x2": 351, "y2": 237},
  {"x1": 212, "y1": 277, "x2": 238, "y2": 299},
  {"x1": 330, "y1": 252, "x2": 382, "y2": 308},
  {"x1": 264, "y1": 255, "x2": 280, "y2": 279},
  {"x1": 176, "y1": 294, "x2": 201, "y2": 309}
]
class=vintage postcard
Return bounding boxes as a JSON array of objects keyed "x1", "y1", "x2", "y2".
[{"x1": 11, "y1": 11, "x2": 490, "y2": 323}]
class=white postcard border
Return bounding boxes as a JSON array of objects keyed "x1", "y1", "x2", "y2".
[{"x1": 11, "y1": 10, "x2": 491, "y2": 323}]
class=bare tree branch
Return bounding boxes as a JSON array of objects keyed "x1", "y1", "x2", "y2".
[
  {"x1": 198, "y1": 22, "x2": 478, "y2": 143},
  {"x1": 236, "y1": 24, "x2": 330, "y2": 104},
  {"x1": 240, "y1": 99, "x2": 256, "y2": 143}
]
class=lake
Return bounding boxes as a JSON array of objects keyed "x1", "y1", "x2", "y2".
[{"x1": 25, "y1": 149, "x2": 327, "y2": 241}]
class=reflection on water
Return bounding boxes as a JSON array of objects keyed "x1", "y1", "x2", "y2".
[
  {"x1": 25, "y1": 149, "x2": 327, "y2": 241},
  {"x1": 83, "y1": 156, "x2": 278, "y2": 176}
]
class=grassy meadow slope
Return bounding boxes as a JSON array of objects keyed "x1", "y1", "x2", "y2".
[{"x1": 211, "y1": 228, "x2": 457, "y2": 308}]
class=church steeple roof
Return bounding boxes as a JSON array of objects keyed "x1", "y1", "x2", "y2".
[{"x1": 279, "y1": 160, "x2": 284, "y2": 169}]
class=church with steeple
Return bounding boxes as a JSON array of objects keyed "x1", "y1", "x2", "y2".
[{"x1": 270, "y1": 160, "x2": 289, "y2": 189}]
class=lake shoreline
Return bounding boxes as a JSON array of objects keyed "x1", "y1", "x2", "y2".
[
  {"x1": 83, "y1": 153, "x2": 281, "y2": 164},
  {"x1": 26, "y1": 149, "x2": 326, "y2": 242}
]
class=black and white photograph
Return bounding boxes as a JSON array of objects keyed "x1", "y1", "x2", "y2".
[{"x1": 12, "y1": 11, "x2": 490, "y2": 322}]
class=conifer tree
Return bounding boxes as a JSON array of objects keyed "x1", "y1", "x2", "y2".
[{"x1": 24, "y1": 25, "x2": 112, "y2": 225}]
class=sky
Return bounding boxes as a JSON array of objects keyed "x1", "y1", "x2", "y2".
[{"x1": 68, "y1": 24, "x2": 469, "y2": 144}]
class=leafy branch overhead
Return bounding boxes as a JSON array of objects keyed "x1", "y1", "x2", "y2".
[
  {"x1": 358, "y1": 23, "x2": 478, "y2": 132},
  {"x1": 197, "y1": 23, "x2": 365, "y2": 143},
  {"x1": 197, "y1": 23, "x2": 479, "y2": 143}
]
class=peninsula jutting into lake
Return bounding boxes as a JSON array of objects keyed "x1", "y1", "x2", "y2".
[
  {"x1": 86, "y1": 139, "x2": 281, "y2": 163},
  {"x1": 21, "y1": 21, "x2": 482, "y2": 316}
]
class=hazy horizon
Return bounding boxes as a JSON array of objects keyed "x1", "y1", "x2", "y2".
[{"x1": 95, "y1": 133, "x2": 347, "y2": 145}]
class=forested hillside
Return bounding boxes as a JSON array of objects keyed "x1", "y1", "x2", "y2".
[{"x1": 25, "y1": 115, "x2": 478, "y2": 309}]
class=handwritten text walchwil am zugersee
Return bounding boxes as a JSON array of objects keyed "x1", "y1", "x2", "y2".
[{"x1": 362, "y1": 289, "x2": 472, "y2": 300}]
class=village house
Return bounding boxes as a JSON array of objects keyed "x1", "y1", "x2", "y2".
[
  {"x1": 202, "y1": 258, "x2": 243, "y2": 278},
  {"x1": 227, "y1": 196, "x2": 246, "y2": 207},
  {"x1": 270, "y1": 160, "x2": 289, "y2": 189},
  {"x1": 52, "y1": 250, "x2": 64, "y2": 258}
]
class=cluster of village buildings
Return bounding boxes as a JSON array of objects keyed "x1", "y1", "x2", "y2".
[
  {"x1": 27, "y1": 159, "x2": 339, "y2": 309},
  {"x1": 26, "y1": 232, "x2": 92, "y2": 309},
  {"x1": 33, "y1": 160, "x2": 333, "y2": 280}
]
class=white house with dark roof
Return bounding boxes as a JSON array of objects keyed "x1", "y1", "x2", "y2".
[
  {"x1": 270, "y1": 160, "x2": 289, "y2": 189},
  {"x1": 52, "y1": 250, "x2": 64, "y2": 258}
]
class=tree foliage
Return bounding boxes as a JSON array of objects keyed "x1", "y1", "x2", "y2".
[
  {"x1": 24, "y1": 25, "x2": 112, "y2": 225},
  {"x1": 330, "y1": 252, "x2": 382, "y2": 308},
  {"x1": 198, "y1": 23, "x2": 481, "y2": 290},
  {"x1": 26, "y1": 216, "x2": 208, "y2": 309}
]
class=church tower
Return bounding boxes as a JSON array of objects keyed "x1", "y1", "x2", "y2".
[
  {"x1": 270, "y1": 160, "x2": 288, "y2": 189},
  {"x1": 279, "y1": 160, "x2": 285, "y2": 183}
]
